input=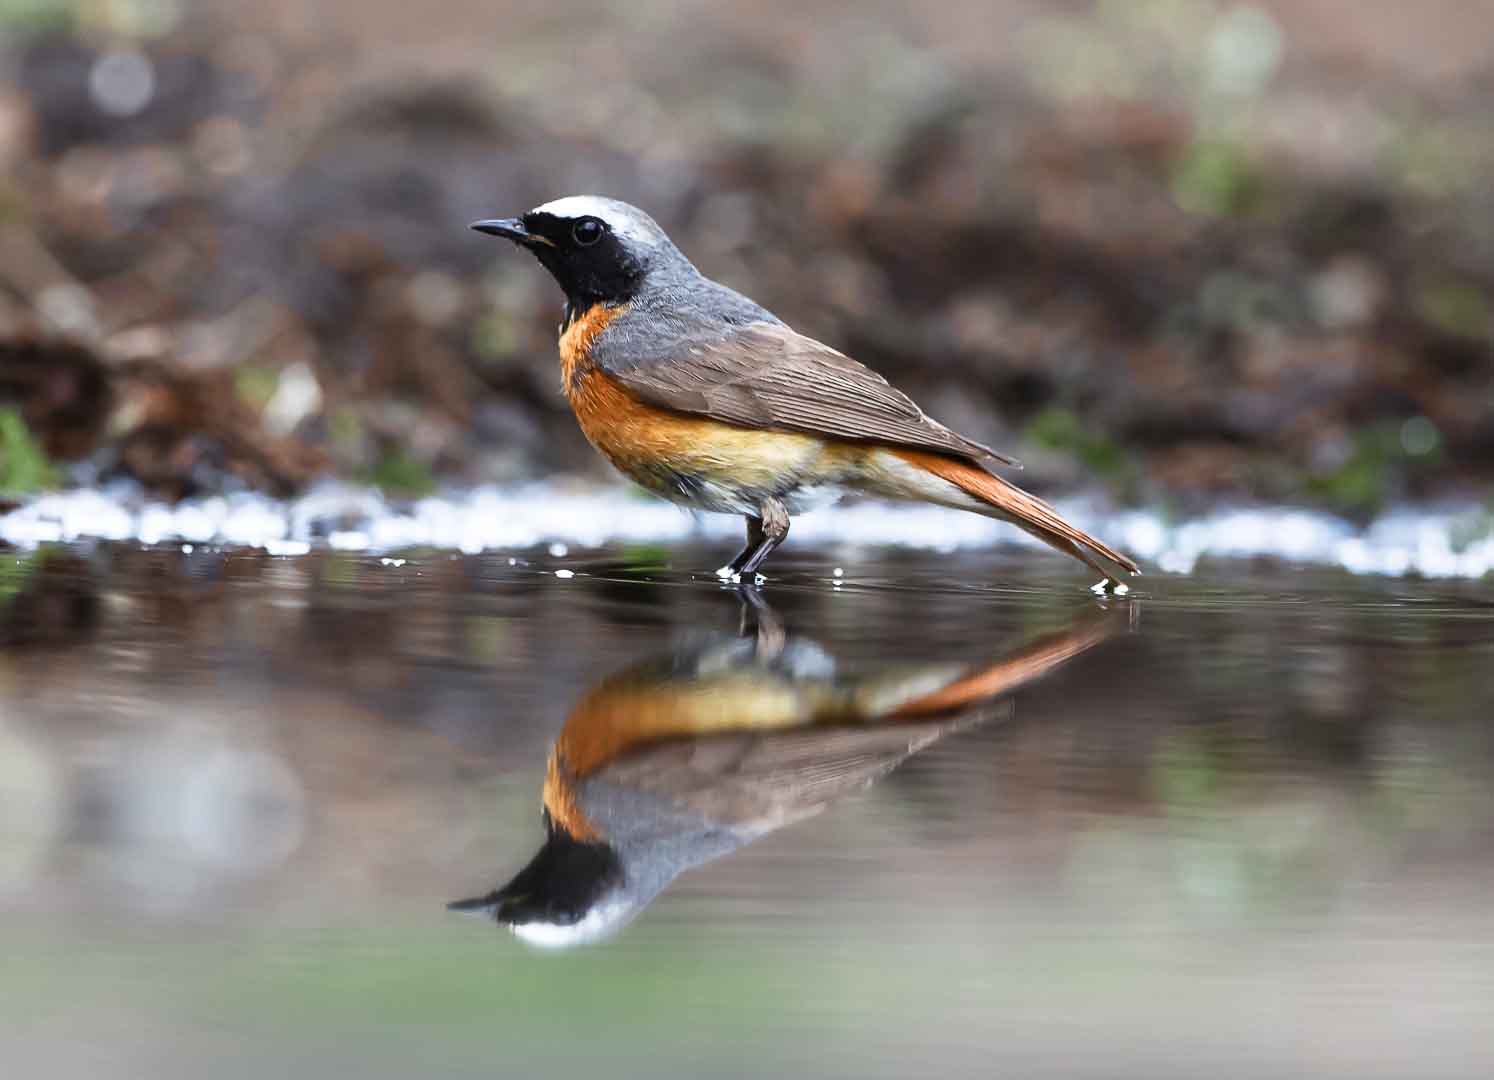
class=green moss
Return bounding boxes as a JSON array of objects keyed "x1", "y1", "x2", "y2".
[
  {"x1": 1307, "y1": 419, "x2": 1443, "y2": 515},
  {"x1": 621, "y1": 543, "x2": 670, "y2": 572},
  {"x1": 0, "y1": 407, "x2": 60, "y2": 496},
  {"x1": 328, "y1": 408, "x2": 365, "y2": 455},
  {"x1": 365, "y1": 448, "x2": 438, "y2": 498},
  {"x1": 1413, "y1": 278, "x2": 1491, "y2": 341},
  {"x1": 234, "y1": 366, "x2": 280, "y2": 412},
  {"x1": 0, "y1": 549, "x2": 42, "y2": 611},
  {"x1": 1389, "y1": 124, "x2": 1479, "y2": 199},
  {"x1": 1171, "y1": 138, "x2": 1263, "y2": 218},
  {"x1": 1024, "y1": 406, "x2": 1136, "y2": 497},
  {"x1": 0, "y1": 0, "x2": 75, "y2": 34}
]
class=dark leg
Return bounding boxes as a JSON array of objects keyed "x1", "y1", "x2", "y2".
[
  {"x1": 717, "y1": 515, "x2": 767, "y2": 579},
  {"x1": 715, "y1": 499, "x2": 789, "y2": 583},
  {"x1": 735, "y1": 585, "x2": 785, "y2": 659},
  {"x1": 737, "y1": 497, "x2": 789, "y2": 579}
]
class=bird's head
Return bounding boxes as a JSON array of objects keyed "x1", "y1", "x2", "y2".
[
  {"x1": 447, "y1": 806, "x2": 634, "y2": 948},
  {"x1": 471, "y1": 196, "x2": 683, "y2": 310}
]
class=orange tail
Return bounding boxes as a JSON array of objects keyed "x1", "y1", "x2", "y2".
[{"x1": 893, "y1": 450, "x2": 1140, "y2": 579}]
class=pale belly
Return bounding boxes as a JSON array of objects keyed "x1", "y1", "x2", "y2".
[
  {"x1": 603, "y1": 426, "x2": 857, "y2": 516},
  {"x1": 598, "y1": 423, "x2": 986, "y2": 519},
  {"x1": 566, "y1": 364, "x2": 988, "y2": 518}
]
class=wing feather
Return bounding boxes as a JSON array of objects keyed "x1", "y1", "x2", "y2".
[{"x1": 606, "y1": 322, "x2": 1018, "y2": 467}]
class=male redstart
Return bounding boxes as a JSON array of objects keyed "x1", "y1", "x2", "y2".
[
  {"x1": 472, "y1": 197, "x2": 1138, "y2": 590},
  {"x1": 449, "y1": 597, "x2": 1123, "y2": 946}
]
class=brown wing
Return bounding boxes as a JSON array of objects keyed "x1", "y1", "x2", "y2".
[
  {"x1": 595, "y1": 715, "x2": 994, "y2": 830},
  {"x1": 607, "y1": 322, "x2": 1018, "y2": 467}
]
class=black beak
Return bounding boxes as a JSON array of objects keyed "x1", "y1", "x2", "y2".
[
  {"x1": 447, "y1": 891, "x2": 506, "y2": 918},
  {"x1": 447, "y1": 831, "x2": 623, "y2": 927},
  {"x1": 470, "y1": 217, "x2": 533, "y2": 243}
]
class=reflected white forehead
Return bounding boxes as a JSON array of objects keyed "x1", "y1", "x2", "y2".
[
  {"x1": 530, "y1": 196, "x2": 663, "y2": 246},
  {"x1": 508, "y1": 897, "x2": 636, "y2": 949}
]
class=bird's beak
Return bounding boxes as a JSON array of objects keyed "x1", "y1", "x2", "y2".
[
  {"x1": 446, "y1": 891, "x2": 506, "y2": 918},
  {"x1": 470, "y1": 218, "x2": 552, "y2": 246}
]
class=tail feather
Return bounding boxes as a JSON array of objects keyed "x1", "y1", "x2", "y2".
[{"x1": 891, "y1": 450, "x2": 1140, "y2": 578}]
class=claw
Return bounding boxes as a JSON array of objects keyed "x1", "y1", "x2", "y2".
[{"x1": 1091, "y1": 578, "x2": 1129, "y2": 596}]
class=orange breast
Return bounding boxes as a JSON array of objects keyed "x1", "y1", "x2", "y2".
[
  {"x1": 541, "y1": 667, "x2": 815, "y2": 841},
  {"x1": 560, "y1": 303, "x2": 845, "y2": 499}
]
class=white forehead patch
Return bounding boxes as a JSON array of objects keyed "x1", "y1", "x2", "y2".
[{"x1": 529, "y1": 195, "x2": 663, "y2": 247}]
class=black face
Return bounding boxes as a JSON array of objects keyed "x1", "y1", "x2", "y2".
[
  {"x1": 473, "y1": 212, "x2": 647, "y2": 311},
  {"x1": 447, "y1": 820, "x2": 624, "y2": 929}
]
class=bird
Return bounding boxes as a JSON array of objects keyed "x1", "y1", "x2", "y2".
[
  {"x1": 471, "y1": 196, "x2": 1138, "y2": 590},
  {"x1": 448, "y1": 595, "x2": 1124, "y2": 947}
]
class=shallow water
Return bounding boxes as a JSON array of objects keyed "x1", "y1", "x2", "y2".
[{"x1": 2, "y1": 541, "x2": 1492, "y2": 1078}]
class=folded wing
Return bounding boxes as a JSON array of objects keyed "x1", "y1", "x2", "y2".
[{"x1": 605, "y1": 322, "x2": 1018, "y2": 467}]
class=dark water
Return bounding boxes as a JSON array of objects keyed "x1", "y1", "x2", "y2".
[{"x1": 2, "y1": 542, "x2": 1492, "y2": 1078}]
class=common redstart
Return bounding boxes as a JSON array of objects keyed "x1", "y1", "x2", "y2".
[
  {"x1": 448, "y1": 596, "x2": 1123, "y2": 946},
  {"x1": 472, "y1": 197, "x2": 1138, "y2": 590}
]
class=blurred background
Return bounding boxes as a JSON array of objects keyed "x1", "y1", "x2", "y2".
[{"x1": 1, "y1": 0, "x2": 1491, "y2": 517}]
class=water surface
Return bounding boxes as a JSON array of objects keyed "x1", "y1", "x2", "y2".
[{"x1": 1, "y1": 543, "x2": 1492, "y2": 1077}]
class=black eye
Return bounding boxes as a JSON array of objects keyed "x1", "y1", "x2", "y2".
[{"x1": 572, "y1": 218, "x2": 605, "y2": 247}]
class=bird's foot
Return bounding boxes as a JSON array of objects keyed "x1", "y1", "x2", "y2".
[
  {"x1": 715, "y1": 565, "x2": 766, "y2": 587},
  {"x1": 1091, "y1": 577, "x2": 1130, "y2": 596}
]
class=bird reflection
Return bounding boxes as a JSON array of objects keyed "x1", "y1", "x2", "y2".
[{"x1": 451, "y1": 595, "x2": 1126, "y2": 947}]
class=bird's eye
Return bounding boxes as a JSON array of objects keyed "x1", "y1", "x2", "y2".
[{"x1": 572, "y1": 218, "x2": 605, "y2": 247}]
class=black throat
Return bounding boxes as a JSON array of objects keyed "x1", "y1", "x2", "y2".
[{"x1": 529, "y1": 237, "x2": 646, "y2": 317}]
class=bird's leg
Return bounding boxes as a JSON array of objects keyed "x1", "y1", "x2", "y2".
[
  {"x1": 735, "y1": 497, "x2": 790, "y2": 583},
  {"x1": 716, "y1": 515, "x2": 767, "y2": 580},
  {"x1": 735, "y1": 586, "x2": 786, "y2": 659}
]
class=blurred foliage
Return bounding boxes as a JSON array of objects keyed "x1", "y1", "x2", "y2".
[
  {"x1": 0, "y1": 548, "x2": 41, "y2": 609},
  {"x1": 234, "y1": 366, "x2": 280, "y2": 412},
  {"x1": 1413, "y1": 278, "x2": 1492, "y2": 342},
  {"x1": 621, "y1": 542, "x2": 670, "y2": 572},
  {"x1": 0, "y1": 407, "x2": 60, "y2": 495},
  {"x1": 1308, "y1": 419, "x2": 1442, "y2": 515},
  {"x1": 1171, "y1": 138, "x2": 1265, "y2": 218},
  {"x1": 0, "y1": 0, "x2": 181, "y2": 37},
  {"x1": 1024, "y1": 406, "x2": 1138, "y2": 499},
  {"x1": 0, "y1": 0, "x2": 72, "y2": 34},
  {"x1": 365, "y1": 448, "x2": 438, "y2": 498}
]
